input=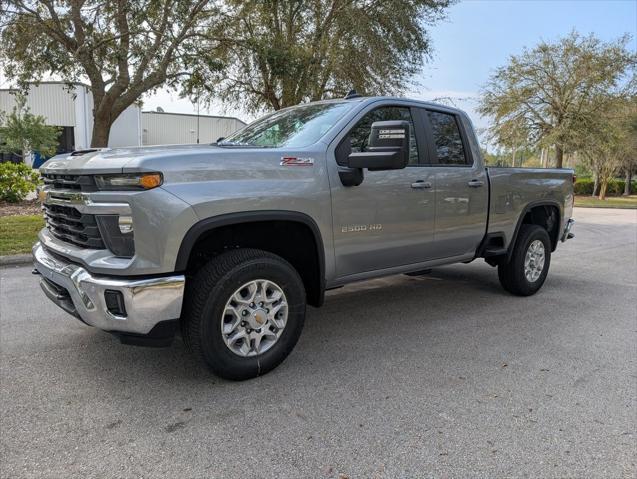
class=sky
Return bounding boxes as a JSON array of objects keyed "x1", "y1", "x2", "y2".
[
  {"x1": 142, "y1": 0, "x2": 637, "y2": 130},
  {"x1": 408, "y1": 0, "x2": 637, "y2": 130}
]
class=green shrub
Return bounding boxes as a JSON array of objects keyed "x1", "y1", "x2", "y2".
[
  {"x1": 574, "y1": 177, "x2": 637, "y2": 196},
  {"x1": 574, "y1": 178, "x2": 594, "y2": 195},
  {"x1": 606, "y1": 178, "x2": 636, "y2": 196},
  {"x1": 0, "y1": 161, "x2": 40, "y2": 203},
  {"x1": 574, "y1": 163, "x2": 592, "y2": 178}
]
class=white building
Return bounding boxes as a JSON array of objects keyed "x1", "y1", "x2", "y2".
[
  {"x1": 0, "y1": 82, "x2": 246, "y2": 155},
  {"x1": 142, "y1": 111, "x2": 245, "y2": 146},
  {"x1": 0, "y1": 82, "x2": 141, "y2": 152}
]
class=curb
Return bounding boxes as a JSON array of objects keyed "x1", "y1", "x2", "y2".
[{"x1": 0, "y1": 254, "x2": 32, "y2": 267}]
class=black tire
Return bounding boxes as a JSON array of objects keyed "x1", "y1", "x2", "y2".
[
  {"x1": 498, "y1": 224, "x2": 551, "y2": 296},
  {"x1": 182, "y1": 248, "x2": 306, "y2": 380}
]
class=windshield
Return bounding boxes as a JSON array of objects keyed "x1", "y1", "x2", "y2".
[{"x1": 219, "y1": 101, "x2": 354, "y2": 148}]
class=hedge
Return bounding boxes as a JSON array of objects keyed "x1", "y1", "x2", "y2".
[
  {"x1": 574, "y1": 178, "x2": 637, "y2": 196},
  {"x1": 0, "y1": 162, "x2": 41, "y2": 203}
]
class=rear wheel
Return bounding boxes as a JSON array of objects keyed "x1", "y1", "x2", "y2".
[
  {"x1": 182, "y1": 248, "x2": 306, "y2": 380},
  {"x1": 498, "y1": 224, "x2": 551, "y2": 296}
]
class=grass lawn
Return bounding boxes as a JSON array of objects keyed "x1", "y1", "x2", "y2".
[
  {"x1": 574, "y1": 195, "x2": 637, "y2": 209},
  {"x1": 0, "y1": 215, "x2": 44, "y2": 256}
]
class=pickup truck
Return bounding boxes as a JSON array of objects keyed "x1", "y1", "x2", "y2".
[{"x1": 33, "y1": 95, "x2": 575, "y2": 380}]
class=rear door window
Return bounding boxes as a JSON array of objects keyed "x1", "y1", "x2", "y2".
[{"x1": 427, "y1": 111, "x2": 468, "y2": 166}]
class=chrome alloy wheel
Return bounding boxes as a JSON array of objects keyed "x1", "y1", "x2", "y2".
[
  {"x1": 524, "y1": 240, "x2": 546, "y2": 283},
  {"x1": 221, "y1": 279, "x2": 288, "y2": 357}
]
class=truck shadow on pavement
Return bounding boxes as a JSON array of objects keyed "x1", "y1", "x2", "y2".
[{"x1": 70, "y1": 263, "x2": 552, "y2": 388}]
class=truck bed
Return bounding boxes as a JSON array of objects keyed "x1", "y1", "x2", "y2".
[{"x1": 486, "y1": 167, "x2": 574, "y2": 249}]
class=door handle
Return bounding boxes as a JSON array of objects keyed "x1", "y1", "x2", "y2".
[
  {"x1": 411, "y1": 180, "x2": 432, "y2": 189},
  {"x1": 467, "y1": 179, "x2": 485, "y2": 188}
]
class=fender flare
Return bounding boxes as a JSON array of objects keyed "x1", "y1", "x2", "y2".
[
  {"x1": 174, "y1": 210, "x2": 326, "y2": 301},
  {"x1": 507, "y1": 200, "x2": 562, "y2": 259}
]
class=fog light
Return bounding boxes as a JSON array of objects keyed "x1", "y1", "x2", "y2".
[
  {"x1": 118, "y1": 215, "x2": 133, "y2": 233},
  {"x1": 96, "y1": 216, "x2": 135, "y2": 257},
  {"x1": 104, "y1": 290, "x2": 127, "y2": 317}
]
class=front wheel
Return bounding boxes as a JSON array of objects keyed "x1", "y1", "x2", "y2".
[
  {"x1": 498, "y1": 224, "x2": 551, "y2": 296},
  {"x1": 182, "y1": 248, "x2": 306, "y2": 380}
]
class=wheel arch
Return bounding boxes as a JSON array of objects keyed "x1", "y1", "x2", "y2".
[
  {"x1": 508, "y1": 200, "x2": 562, "y2": 259},
  {"x1": 175, "y1": 211, "x2": 326, "y2": 307}
]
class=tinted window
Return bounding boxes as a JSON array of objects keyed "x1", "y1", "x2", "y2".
[
  {"x1": 428, "y1": 111, "x2": 468, "y2": 166},
  {"x1": 349, "y1": 106, "x2": 419, "y2": 165},
  {"x1": 220, "y1": 101, "x2": 354, "y2": 148}
]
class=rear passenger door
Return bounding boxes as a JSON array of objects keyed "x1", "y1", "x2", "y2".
[{"x1": 421, "y1": 108, "x2": 488, "y2": 258}]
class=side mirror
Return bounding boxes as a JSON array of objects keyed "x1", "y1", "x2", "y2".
[{"x1": 347, "y1": 120, "x2": 410, "y2": 171}]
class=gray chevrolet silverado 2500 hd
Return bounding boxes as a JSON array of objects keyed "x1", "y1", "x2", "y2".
[{"x1": 33, "y1": 96, "x2": 574, "y2": 380}]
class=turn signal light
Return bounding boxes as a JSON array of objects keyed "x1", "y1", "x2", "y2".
[{"x1": 139, "y1": 173, "x2": 163, "y2": 189}]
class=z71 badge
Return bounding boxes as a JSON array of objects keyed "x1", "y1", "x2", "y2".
[
  {"x1": 280, "y1": 157, "x2": 314, "y2": 166},
  {"x1": 341, "y1": 224, "x2": 383, "y2": 233}
]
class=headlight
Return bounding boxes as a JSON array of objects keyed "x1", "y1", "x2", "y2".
[{"x1": 94, "y1": 173, "x2": 163, "y2": 191}]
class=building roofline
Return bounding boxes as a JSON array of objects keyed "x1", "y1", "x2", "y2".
[
  {"x1": 142, "y1": 110, "x2": 246, "y2": 124},
  {"x1": 0, "y1": 80, "x2": 91, "y2": 92}
]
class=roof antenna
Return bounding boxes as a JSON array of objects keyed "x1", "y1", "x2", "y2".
[{"x1": 344, "y1": 89, "x2": 362, "y2": 99}]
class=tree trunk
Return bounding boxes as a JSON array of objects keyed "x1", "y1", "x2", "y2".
[
  {"x1": 592, "y1": 175, "x2": 599, "y2": 197},
  {"x1": 91, "y1": 114, "x2": 112, "y2": 148},
  {"x1": 624, "y1": 170, "x2": 632, "y2": 196},
  {"x1": 554, "y1": 144, "x2": 564, "y2": 169},
  {"x1": 598, "y1": 180, "x2": 608, "y2": 201},
  {"x1": 541, "y1": 148, "x2": 548, "y2": 168},
  {"x1": 21, "y1": 147, "x2": 29, "y2": 166}
]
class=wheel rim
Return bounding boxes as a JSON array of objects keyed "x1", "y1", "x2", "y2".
[
  {"x1": 524, "y1": 239, "x2": 546, "y2": 283},
  {"x1": 220, "y1": 279, "x2": 288, "y2": 357}
]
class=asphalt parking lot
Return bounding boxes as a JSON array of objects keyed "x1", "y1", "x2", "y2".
[{"x1": 1, "y1": 207, "x2": 635, "y2": 478}]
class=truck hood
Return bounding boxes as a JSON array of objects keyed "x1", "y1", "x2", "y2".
[{"x1": 40, "y1": 144, "x2": 219, "y2": 175}]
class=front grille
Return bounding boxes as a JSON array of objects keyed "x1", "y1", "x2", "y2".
[
  {"x1": 43, "y1": 203, "x2": 105, "y2": 249},
  {"x1": 41, "y1": 173, "x2": 96, "y2": 192},
  {"x1": 41, "y1": 174, "x2": 105, "y2": 249}
]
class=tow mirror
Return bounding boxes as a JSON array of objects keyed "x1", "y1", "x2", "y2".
[{"x1": 347, "y1": 120, "x2": 410, "y2": 171}]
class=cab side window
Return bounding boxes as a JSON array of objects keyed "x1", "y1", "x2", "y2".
[
  {"x1": 427, "y1": 111, "x2": 468, "y2": 166},
  {"x1": 348, "y1": 106, "x2": 419, "y2": 166}
]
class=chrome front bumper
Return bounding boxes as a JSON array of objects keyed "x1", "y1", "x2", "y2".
[{"x1": 33, "y1": 242, "x2": 185, "y2": 335}]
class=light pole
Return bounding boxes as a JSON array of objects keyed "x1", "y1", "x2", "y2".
[{"x1": 196, "y1": 96, "x2": 200, "y2": 144}]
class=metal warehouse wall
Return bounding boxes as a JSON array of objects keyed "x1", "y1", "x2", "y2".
[
  {"x1": 1, "y1": 83, "x2": 142, "y2": 149},
  {"x1": 0, "y1": 83, "x2": 76, "y2": 126},
  {"x1": 82, "y1": 92, "x2": 142, "y2": 148},
  {"x1": 142, "y1": 112, "x2": 245, "y2": 145}
]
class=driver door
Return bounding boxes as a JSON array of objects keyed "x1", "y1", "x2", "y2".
[{"x1": 328, "y1": 105, "x2": 436, "y2": 279}]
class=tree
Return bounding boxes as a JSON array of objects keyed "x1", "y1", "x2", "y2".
[
  {"x1": 620, "y1": 107, "x2": 637, "y2": 195},
  {"x1": 579, "y1": 97, "x2": 636, "y2": 200},
  {"x1": 1, "y1": 0, "x2": 218, "y2": 147},
  {"x1": 0, "y1": 95, "x2": 60, "y2": 163},
  {"x1": 189, "y1": 0, "x2": 451, "y2": 113},
  {"x1": 479, "y1": 32, "x2": 636, "y2": 168}
]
